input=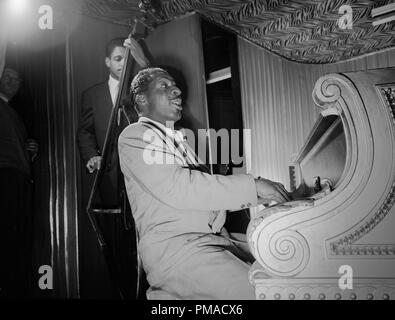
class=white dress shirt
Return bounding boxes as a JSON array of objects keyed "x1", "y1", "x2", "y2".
[{"x1": 108, "y1": 75, "x2": 119, "y2": 107}]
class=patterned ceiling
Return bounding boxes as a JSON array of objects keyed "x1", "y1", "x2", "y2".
[{"x1": 79, "y1": 0, "x2": 395, "y2": 64}]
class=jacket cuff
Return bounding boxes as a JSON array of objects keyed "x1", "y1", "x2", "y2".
[
  {"x1": 229, "y1": 173, "x2": 258, "y2": 210},
  {"x1": 81, "y1": 151, "x2": 100, "y2": 164}
]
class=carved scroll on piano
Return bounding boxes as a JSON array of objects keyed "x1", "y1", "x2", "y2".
[{"x1": 247, "y1": 68, "x2": 395, "y2": 300}]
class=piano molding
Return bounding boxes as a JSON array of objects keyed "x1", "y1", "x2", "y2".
[
  {"x1": 77, "y1": 0, "x2": 395, "y2": 64},
  {"x1": 328, "y1": 85, "x2": 395, "y2": 257}
]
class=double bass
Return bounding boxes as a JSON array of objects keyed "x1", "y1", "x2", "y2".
[{"x1": 86, "y1": 19, "x2": 150, "y2": 299}]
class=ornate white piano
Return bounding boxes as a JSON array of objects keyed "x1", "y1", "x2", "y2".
[{"x1": 247, "y1": 68, "x2": 395, "y2": 300}]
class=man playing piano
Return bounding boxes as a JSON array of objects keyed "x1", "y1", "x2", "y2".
[{"x1": 118, "y1": 61, "x2": 295, "y2": 299}]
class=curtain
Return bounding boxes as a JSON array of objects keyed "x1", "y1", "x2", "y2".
[{"x1": 7, "y1": 11, "x2": 79, "y2": 298}]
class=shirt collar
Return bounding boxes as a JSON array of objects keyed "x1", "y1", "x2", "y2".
[
  {"x1": 139, "y1": 116, "x2": 184, "y2": 142},
  {"x1": 108, "y1": 75, "x2": 119, "y2": 88}
]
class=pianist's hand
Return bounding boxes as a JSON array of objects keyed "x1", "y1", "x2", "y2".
[
  {"x1": 254, "y1": 177, "x2": 291, "y2": 205},
  {"x1": 86, "y1": 156, "x2": 102, "y2": 173}
]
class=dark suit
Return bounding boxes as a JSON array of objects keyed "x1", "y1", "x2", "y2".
[
  {"x1": 0, "y1": 98, "x2": 33, "y2": 298},
  {"x1": 0, "y1": 98, "x2": 30, "y2": 175},
  {"x1": 77, "y1": 82, "x2": 113, "y2": 162},
  {"x1": 77, "y1": 81, "x2": 119, "y2": 206}
]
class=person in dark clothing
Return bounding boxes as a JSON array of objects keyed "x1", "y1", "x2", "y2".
[
  {"x1": 77, "y1": 38, "x2": 129, "y2": 206},
  {"x1": 0, "y1": 67, "x2": 38, "y2": 298}
]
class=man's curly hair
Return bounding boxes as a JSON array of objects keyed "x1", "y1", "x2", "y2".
[{"x1": 130, "y1": 67, "x2": 168, "y2": 107}]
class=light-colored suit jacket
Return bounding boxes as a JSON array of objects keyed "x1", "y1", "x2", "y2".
[{"x1": 118, "y1": 118, "x2": 257, "y2": 286}]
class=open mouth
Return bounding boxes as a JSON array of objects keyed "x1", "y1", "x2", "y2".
[{"x1": 171, "y1": 98, "x2": 183, "y2": 110}]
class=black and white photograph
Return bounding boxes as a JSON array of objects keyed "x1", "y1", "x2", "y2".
[{"x1": 0, "y1": 0, "x2": 394, "y2": 307}]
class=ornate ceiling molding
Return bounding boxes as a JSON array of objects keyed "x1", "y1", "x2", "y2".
[
  {"x1": 77, "y1": 0, "x2": 395, "y2": 64},
  {"x1": 81, "y1": 0, "x2": 142, "y2": 25},
  {"x1": 159, "y1": 0, "x2": 395, "y2": 64}
]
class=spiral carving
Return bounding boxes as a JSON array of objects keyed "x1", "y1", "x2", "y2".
[
  {"x1": 313, "y1": 76, "x2": 342, "y2": 109},
  {"x1": 251, "y1": 228, "x2": 310, "y2": 278}
]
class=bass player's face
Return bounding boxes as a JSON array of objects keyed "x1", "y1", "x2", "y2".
[{"x1": 105, "y1": 46, "x2": 126, "y2": 80}]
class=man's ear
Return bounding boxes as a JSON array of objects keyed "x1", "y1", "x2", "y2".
[
  {"x1": 105, "y1": 57, "x2": 111, "y2": 68},
  {"x1": 134, "y1": 94, "x2": 147, "y2": 116},
  {"x1": 135, "y1": 94, "x2": 147, "y2": 106}
]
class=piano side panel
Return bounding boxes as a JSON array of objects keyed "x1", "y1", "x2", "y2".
[
  {"x1": 248, "y1": 68, "x2": 395, "y2": 300},
  {"x1": 299, "y1": 119, "x2": 346, "y2": 189}
]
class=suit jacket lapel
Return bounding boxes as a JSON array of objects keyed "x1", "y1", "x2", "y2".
[
  {"x1": 140, "y1": 119, "x2": 212, "y2": 174},
  {"x1": 93, "y1": 82, "x2": 113, "y2": 131},
  {"x1": 140, "y1": 121, "x2": 187, "y2": 166},
  {"x1": 104, "y1": 82, "x2": 113, "y2": 110}
]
